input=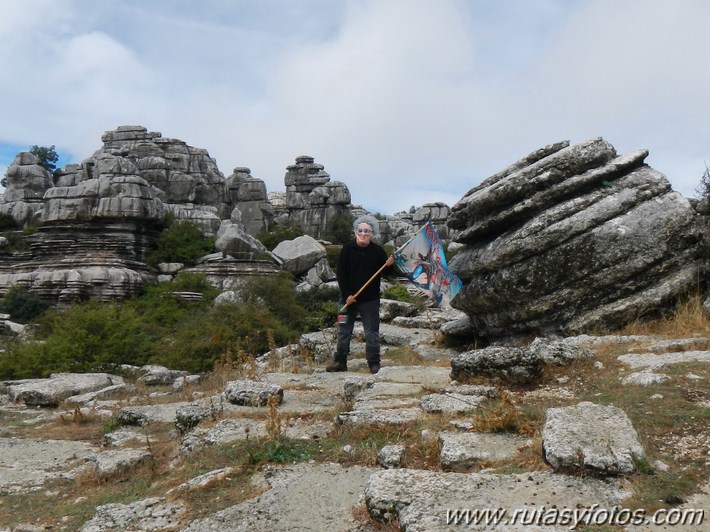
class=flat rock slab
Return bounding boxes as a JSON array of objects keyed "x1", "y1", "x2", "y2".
[
  {"x1": 542, "y1": 401, "x2": 645, "y2": 475},
  {"x1": 182, "y1": 463, "x2": 376, "y2": 531},
  {"x1": 439, "y1": 432, "x2": 530, "y2": 469},
  {"x1": 421, "y1": 393, "x2": 487, "y2": 414},
  {"x1": 0, "y1": 437, "x2": 98, "y2": 493},
  {"x1": 365, "y1": 469, "x2": 630, "y2": 531},
  {"x1": 374, "y1": 365, "x2": 452, "y2": 385},
  {"x1": 618, "y1": 350, "x2": 710, "y2": 369},
  {"x1": 338, "y1": 407, "x2": 424, "y2": 427}
]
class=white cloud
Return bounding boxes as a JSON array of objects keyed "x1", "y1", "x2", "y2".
[{"x1": 1, "y1": 0, "x2": 709, "y2": 212}]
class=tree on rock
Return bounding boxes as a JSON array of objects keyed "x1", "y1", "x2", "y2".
[{"x1": 29, "y1": 145, "x2": 59, "y2": 173}]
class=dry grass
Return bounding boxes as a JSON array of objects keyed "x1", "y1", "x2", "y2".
[{"x1": 351, "y1": 502, "x2": 401, "y2": 531}]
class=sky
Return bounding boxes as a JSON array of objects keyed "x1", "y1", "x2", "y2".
[{"x1": 1, "y1": 0, "x2": 709, "y2": 215}]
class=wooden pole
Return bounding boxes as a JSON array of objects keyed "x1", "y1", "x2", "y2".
[{"x1": 338, "y1": 259, "x2": 392, "y2": 313}]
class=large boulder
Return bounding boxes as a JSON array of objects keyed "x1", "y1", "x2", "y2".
[
  {"x1": 272, "y1": 235, "x2": 327, "y2": 276},
  {"x1": 448, "y1": 138, "x2": 701, "y2": 340}
]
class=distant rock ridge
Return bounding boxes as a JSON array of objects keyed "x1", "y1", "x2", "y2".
[{"x1": 0, "y1": 125, "x2": 448, "y2": 305}]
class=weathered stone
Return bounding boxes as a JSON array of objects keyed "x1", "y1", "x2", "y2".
[
  {"x1": 450, "y1": 346, "x2": 543, "y2": 384},
  {"x1": 86, "y1": 448, "x2": 153, "y2": 478},
  {"x1": 81, "y1": 496, "x2": 185, "y2": 532},
  {"x1": 621, "y1": 370, "x2": 671, "y2": 386},
  {"x1": 137, "y1": 365, "x2": 189, "y2": 386},
  {"x1": 337, "y1": 406, "x2": 424, "y2": 427},
  {"x1": 272, "y1": 235, "x2": 327, "y2": 276},
  {"x1": 215, "y1": 220, "x2": 271, "y2": 259},
  {"x1": 439, "y1": 431, "x2": 529, "y2": 469},
  {"x1": 365, "y1": 469, "x2": 628, "y2": 529},
  {"x1": 7, "y1": 373, "x2": 121, "y2": 407},
  {"x1": 542, "y1": 401, "x2": 645, "y2": 475},
  {"x1": 377, "y1": 444, "x2": 406, "y2": 469},
  {"x1": 420, "y1": 393, "x2": 486, "y2": 414},
  {"x1": 224, "y1": 379, "x2": 283, "y2": 407},
  {"x1": 379, "y1": 299, "x2": 419, "y2": 321},
  {"x1": 281, "y1": 156, "x2": 352, "y2": 238},
  {"x1": 527, "y1": 337, "x2": 595, "y2": 365},
  {"x1": 175, "y1": 404, "x2": 212, "y2": 433},
  {"x1": 448, "y1": 138, "x2": 701, "y2": 341}
]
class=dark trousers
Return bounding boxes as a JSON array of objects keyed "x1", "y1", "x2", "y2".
[{"x1": 335, "y1": 298, "x2": 381, "y2": 365}]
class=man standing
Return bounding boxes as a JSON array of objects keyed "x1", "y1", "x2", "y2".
[{"x1": 326, "y1": 215, "x2": 394, "y2": 374}]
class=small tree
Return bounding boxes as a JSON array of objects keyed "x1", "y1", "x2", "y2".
[
  {"x1": 324, "y1": 212, "x2": 355, "y2": 244},
  {"x1": 1, "y1": 286, "x2": 51, "y2": 323},
  {"x1": 29, "y1": 145, "x2": 59, "y2": 173},
  {"x1": 695, "y1": 163, "x2": 710, "y2": 202},
  {"x1": 147, "y1": 219, "x2": 215, "y2": 266}
]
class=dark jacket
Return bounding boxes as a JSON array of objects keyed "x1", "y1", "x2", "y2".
[{"x1": 336, "y1": 240, "x2": 389, "y2": 302}]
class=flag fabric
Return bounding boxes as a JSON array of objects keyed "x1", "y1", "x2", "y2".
[{"x1": 393, "y1": 222, "x2": 462, "y2": 309}]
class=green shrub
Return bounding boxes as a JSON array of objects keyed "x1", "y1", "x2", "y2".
[
  {"x1": 383, "y1": 283, "x2": 427, "y2": 311},
  {"x1": 147, "y1": 301, "x2": 294, "y2": 373},
  {"x1": 0, "y1": 270, "x2": 340, "y2": 378},
  {"x1": 257, "y1": 224, "x2": 303, "y2": 251},
  {"x1": 296, "y1": 285, "x2": 341, "y2": 328},
  {"x1": 0, "y1": 302, "x2": 152, "y2": 378},
  {"x1": 1, "y1": 286, "x2": 51, "y2": 323},
  {"x1": 233, "y1": 272, "x2": 309, "y2": 331},
  {"x1": 0, "y1": 214, "x2": 19, "y2": 231},
  {"x1": 147, "y1": 220, "x2": 215, "y2": 266},
  {"x1": 167, "y1": 272, "x2": 220, "y2": 298},
  {"x1": 323, "y1": 213, "x2": 354, "y2": 244}
]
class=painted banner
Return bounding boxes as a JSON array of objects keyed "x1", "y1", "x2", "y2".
[{"x1": 393, "y1": 222, "x2": 462, "y2": 308}]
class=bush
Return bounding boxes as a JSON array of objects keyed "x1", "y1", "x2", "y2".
[
  {"x1": 0, "y1": 275, "x2": 219, "y2": 378},
  {"x1": 147, "y1": 220, "x2": 215, "y2": 267},
  {"x1": 323, "y1": 213, "x2": 354, "y2": 245},
  {"x1": 1, "y1": 286, "x2": 51, "y2": 323},
  {"x1": 0, "y1": 214, "x2": 19, "y2": 231},
  {"x1": 695, "y1": 163, "x2": 710, "y2": 201},
  {"x1": 0, "y1": 271, "x2": 339, "y2": 378},
  {"x1": 296, "y1": 285, "x2": 341, "y2": 328},
  {"x1": 0, "y1": 302, "x2": 152, "y2": 378},
  {"x1": 257, "y1": 224, "x2": 303, "y2": 251}
]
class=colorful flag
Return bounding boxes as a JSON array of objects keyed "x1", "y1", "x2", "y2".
[{"x1": 393, "y1": 222, "x2": 462, "y2": 308}]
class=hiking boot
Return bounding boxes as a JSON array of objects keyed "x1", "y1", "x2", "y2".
[
  {"x1": 325, "y1": 361, "x2": 348, "y2": 372},
  {"x1": 368, "y1": 363, "x2": 381, "y2": 374}
]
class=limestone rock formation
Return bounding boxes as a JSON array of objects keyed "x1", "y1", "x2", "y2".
[
  {"x1": 0, "y1": 125, "x2": 453, "y2": 307},
  {"x1": 281, "y1": 155, "x2": 352, "y2": 238},
  {"x1": 448, "y1": 138, "x2": 701, "y2": 340},
  {"x1": 225, "y1": 166, "x2": 273, "y2": 236},
  {"x1": 0, "y1": 152, "x2": 53, "y2": 226}
]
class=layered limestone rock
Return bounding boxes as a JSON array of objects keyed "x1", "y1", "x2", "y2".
[
  {"x1": 225, "y1": 167, "x2": 273, "y2": 236},
  {"x1": 89, "y1": 125, "x2": 226, "y2": 234},
  {"x1": 281, "y1": 156, "x2": 352, "y2": 238},
  {"x1": 448, "y1": 138, "x2": 701, "y2": 340},
  {"x1": 0, "y1": 152, "x2": 53, "y2": 226}
]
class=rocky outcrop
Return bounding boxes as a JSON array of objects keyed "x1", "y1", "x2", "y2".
[
  {"x1": 0, "y1": 152, "x2": 53, "y2": 226},
  {"x1": 448, "y1": 138, "x2": 701, "y2": 340},
  {"x1": 279, "y1": 155, "x2": 352, "y2": 238},
  {"x1": 225, "y1": 166, "x2": 273, "y2": 236}
]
